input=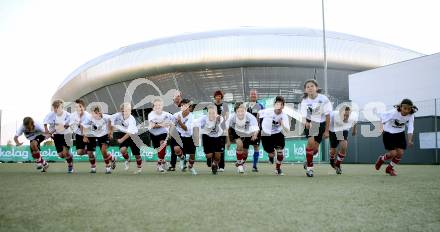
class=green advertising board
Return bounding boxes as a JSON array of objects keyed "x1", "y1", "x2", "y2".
[{"x1": 0, "y1": 139, "x2": 321, "y2": 163}]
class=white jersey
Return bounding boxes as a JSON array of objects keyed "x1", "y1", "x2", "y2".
[
  {"x1": 83, "y1": 114, "x2": 111, "y2": 137},
  {"x1": 228, "y1": 112, "x2": 259, "y2": 137},
  {"x1": 300, "y1": 94, "x2": 333, "y2": 123},
  {"x1": 16, "y1": 122, "x2": 45, "y2": 140},
  {"x1": 381, "y1": 109, "x2": 414, "y2": 134},
  {"x1": 329, "y1": 111, "x2": 358, "y2": 132},
  {"x1": 173, "y1": 111, "x2": 194, "y2": 137},
  {"x1": 259, "y1": 109, "x2": 290, "y2": 135},
  {"x1": 199, "y1": 115, "x2": 224, "y2": 137},
  {"x1": 44, "y1": 111, "x2": 71, "y2": 135},
  {"x1": 148, "y1": 111, "x2": 174, "y2": 136},
  {"x1": 69, "y1": 111, "x2": 91, "y2": 136},
  {"x1": 111, "y1": 112, "x2": 138, "y2": 134}
]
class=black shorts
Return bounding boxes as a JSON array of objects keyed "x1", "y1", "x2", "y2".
[
  {"x1": 249, "y1": 130, "x2": 261, "y2": 146},
  {"x1": 84, "y1": 135, "x2": 110, "y2": 151},
  {"x1": 150, "y1": 133, "x2": 168, "y2": 149},
  {"x1": 114, "y1": 132, "x2": 140, "y2": 156},
  {"x1": 53, "y1": 134, "x2": 70, "y2": 153},
  {"x1": 229, "y1": 128, "x2": 252, "y2": 149},
  {"x1": 96, "y1": 134, "x2": 110, "y2": 146},
  {"x1": 30, "y1": 135, "x2": 46, "y2": 150},
  {"x1": 383, "y1": 131, "x2": 407, "y2": 150},
  {"x1": 170, "y1": 134, "x2": 196, "y2": 154},
  {"x1": 202, "y1": 134, "x2": 224, "y2": 154},
  {"x1": 261, "y1": 132, "x2": 285, "y2": 154},
  {"x1": 74, "y1": 134, "x2": 95, "y2": 151},
  {"x1": 329, "y1": 130, "x2": 349, "y2": 148},
  {"x1": 304, "y1": 121, "x2": 326, "y2": 144}
]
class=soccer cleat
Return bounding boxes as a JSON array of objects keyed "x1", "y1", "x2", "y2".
[
  {"x1": 335, "y1": 166, "x2": 342, "y2": 175},
  {"x1": 386, "y1": 167, "x2": 397, "y2": 176},
  {"x1": 41, "y1": 162, "x2": 49, "y2": 173},
  {"x1": 306, "y1": 169, "x2": 314, "y2": 177},
  {"x1": 212, "y1": 164, "x2": 218, "y2": 175},
  {"x1": 218, "y1": 168, "x2": 225, "y2": 172},
  {"x1": 36, "y1": 163, "x2": 43, "y2": 170},
  {"x1": 111, "y1": 157, "x2": 116, "y2": 170},
  {"x1": 90, "y1": 167, "x2": 97, "y2": 173},
  {"x1": 134, "y1": 167, "x2": 142, "y2": 174},
  {"x1": 67, "y1": 166, "x2": 74, "y2": 174},
  {"x1": 237, "y1": 165, "x2": 244, "y2": 174},
  {"x1": 269, "y1": 156, "x2": 274, "y2": 164},
  {"x1": 179, "y1": 159, "x2": 186, "y2": 172},
  {"x1": 330, "y1": 158, "x2": 336, "y2": 169},
  {"x1": 157, "y1": 165, "x2": 165, "y2": 173},
  {"x1": 163, "y1": 162, "x2": 170, "y2": 170},
  {"x1": 375, "y1": 156, "x2": 384, "y2": 170},
  {"x1": 124, "y1": 160, "x2": 130, "y2": 171},
  {"x1": 252, "y1": 167, "x2": 258, "y2": 172},
  {"x1": 190, "y1": 167, "x2": 198, "y2": 175},
  {"x1": 105, "y1": 167, "x2": 112, "y2": 174},
  {"x1": 276, "y1": 169, "x2": 284, "y2": 176},
  {"x1": 167, "y1": 167, "x2": 176, "y2": 171}
]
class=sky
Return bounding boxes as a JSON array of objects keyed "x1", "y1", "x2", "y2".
[{"x1": 1, "y1": 0, "x2": 439, "y2": 144}]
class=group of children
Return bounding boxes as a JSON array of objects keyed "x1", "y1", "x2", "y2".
[{"x1": 14, "y1": 79, "x2": 417, "y2": 177}]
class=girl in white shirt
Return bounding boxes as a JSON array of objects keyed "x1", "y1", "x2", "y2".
[
  {"x1": 112, "y1": 103, "x2": 141, "y2": 174},
  {"x1": 300, "y1": 79, "x2": 332, "y2": 177},
  {"x1": 375, "y1": 99, "x2": 417, "y2": 176},
  {"x1": 44, "y1": 99, "x2": 74, "y2": 173}
]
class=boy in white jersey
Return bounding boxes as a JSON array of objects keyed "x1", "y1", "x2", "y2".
[
  {"x1": 70, "y1": 99, "x2": 96, "y2": 173},
  {"x1": 260, "y1": 96, "x2": 290, "y2": 176},
  {"x1": 44, "y1": 99, "x2": 74, "y2": 173},
  {"x1": 199, "y1": 104, "x2": 225, "y2": 174},
  {"x1": 170, "y1": 99, "x2": 197, "y2": 175},
  {"x1": 14, "y1": 117, "x2": 49, "y2": 172},
  {"x1": 375, "y1": 99, "x2": 417, "y2": 176},
  {"x1": 228, "y1": 102, "x2": 259, "y2": 174},
  {"x1": 112, "y1": 103, "x2": 142, "y2": 174},
  {"x1": 328, "y1": 106, "x2": 358, "y2": 174},
  {"x1": 300, "y1": 79, "x2": 332, "y2": 177},
  {"x1": 148, "y1": 98, "x2": 174, "y2": 172},
  {"x1": 82, "y1": 105, "x2": 116, "y2": 174}
]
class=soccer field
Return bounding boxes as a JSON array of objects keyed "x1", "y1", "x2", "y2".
[{"x1": 0, "y1": 163, "x2": 439, "y2": 232}]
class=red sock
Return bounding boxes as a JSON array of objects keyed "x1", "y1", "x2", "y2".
[
  {"x1": 335, "y1": 152, "x2": 345, "y2": 167},
  {"x1": 32, "y1": 152, "x2": 43, "y2": 163},
  {"x1": 236, "y1": 152, "x2": 243, "y2": 166},
  {"x1": 189, "y1": 159, "x2": 195, "y2": 168},
  {"x1": 329, "y1": 151, "x2": 336, "y2": 160},
  {"x1": 158, "y1": 148, "x2": 166, "y2": 160},
  {"x1": 243, "y1": 153, "x2": 248, "y2": 162},
  {"x1": 388, "y1": 157, "x2": 401, "y2": 169},
  {"x1": 122, "y1": 152, "x2": 129, "y2": 160},
  {"x1": 89, "y1": 155, "x2": 96, "y2": 168},
  {"x1": 382, "y1": 153, "x2": 392, "y2": 161},
  {"x1": 135, "y1": 155, "x2": 142, "y2": 168},
  {"x1": 306, "y1": 148, "x2": 314, "y2": 167},
  {"x1": 276, "y1": 154, "x2": 284, "y2": 170},
  {"x1": 66, "y1": 153, "x2": 73, "y2": 167},
  {"x1": 104, "y1": 154, "x2": 110, "y2": 165}
]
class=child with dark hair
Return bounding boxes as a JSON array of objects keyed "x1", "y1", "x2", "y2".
[{"x1": 375, "y1": 99, "x2": 418, "y2": 176}]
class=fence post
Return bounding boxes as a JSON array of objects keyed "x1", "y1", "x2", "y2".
[{"x1": 435, "y1": 98, "x2": 438, "y2": 164}]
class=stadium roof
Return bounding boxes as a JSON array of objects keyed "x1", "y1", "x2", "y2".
[{"x1": 53, "y1": 27, "x2": 423, "y2": 101}]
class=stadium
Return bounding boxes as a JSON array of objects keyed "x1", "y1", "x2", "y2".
[{"x1": 52, "y1": 27, "x2": 422, "y2": 113}]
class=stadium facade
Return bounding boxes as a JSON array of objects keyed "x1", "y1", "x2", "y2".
[{"x1": 52, "y1": 27, "x2": 422, "y2": 113}]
